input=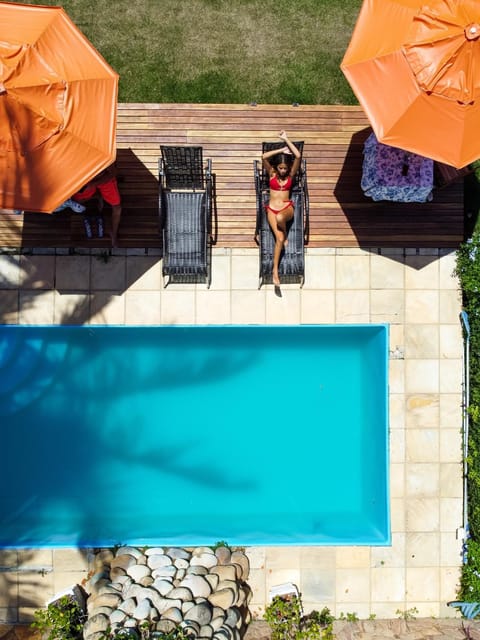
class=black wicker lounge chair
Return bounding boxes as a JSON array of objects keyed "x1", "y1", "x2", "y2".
[
  {"x1": 159, "y1": 146, "x2": 214, "y2": 287},
  {"x1": 253, "y1": 141, "x2": 309, "y2": 288}
]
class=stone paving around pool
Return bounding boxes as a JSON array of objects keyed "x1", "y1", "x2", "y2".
[{"x1": 0, "y1": 246, "x2": 464, "y2": 623}]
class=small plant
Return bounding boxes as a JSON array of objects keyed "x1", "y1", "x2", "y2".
[
  {"x1": 338, "y1": 611, "x2": 359, "y2": 622},
  {"x1": 211, "y1": 540, "x2": 231, "y2": 551},
  {"x1": 264, "y1": 594, "x2": 333, "y2": 640},
  {"x1": 31, "y1": 595, "x2": 85, "y2": 640},
  {"x1": 395, "y1": 607, "x2": 419, "y2": 620}
]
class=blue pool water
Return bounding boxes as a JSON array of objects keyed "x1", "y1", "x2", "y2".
[{"x1": 0, "y1": 324, "x2": 389, "y2": 548}]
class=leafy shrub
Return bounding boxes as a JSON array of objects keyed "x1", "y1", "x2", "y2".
[
  {"x1": 264, "y1": 594, "x2": 333, "y2": 640},
  {"x1": 31, "y1": 595, "x2": 85, "y2": 640}
]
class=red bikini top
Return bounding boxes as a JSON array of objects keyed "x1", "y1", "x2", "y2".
[{"x1": 269, "y1": 175, "x2": 292, "y2": 191}]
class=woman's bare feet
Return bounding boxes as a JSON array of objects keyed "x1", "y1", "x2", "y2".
[{"x1": 273, "y1": 270, "x2": 280, "y2": 286}]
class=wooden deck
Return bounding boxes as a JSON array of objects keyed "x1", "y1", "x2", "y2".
[{"x1": 0, "y1": 103, "x2": 465, "y2": 249}]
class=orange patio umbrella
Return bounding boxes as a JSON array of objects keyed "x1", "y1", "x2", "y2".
[
  {"x1": 341, "y1": 0, "x2": 480, "y2": 168},
  {"x1": 0, "y1": 1, "x2": 118, "y2": 212}
]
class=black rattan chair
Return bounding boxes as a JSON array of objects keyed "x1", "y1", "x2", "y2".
[
  {"x1": 253, "y1": 141, "x2": 309, "y2": 288},
  {"x1": 159, "y1": 146, "x2": 214, "y2": 287}
]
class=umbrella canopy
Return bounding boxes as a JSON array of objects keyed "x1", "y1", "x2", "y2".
[
  {"x1": 0, "y1": 1, "x2": 118, "y2": 212},
  {"x1": 341, "y1": 0, "x2": 480, "y2": 168}
]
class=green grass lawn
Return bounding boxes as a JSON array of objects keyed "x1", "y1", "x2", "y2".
[{"x1": 23, "y1": 0, "x2": 361, "y2": 104}]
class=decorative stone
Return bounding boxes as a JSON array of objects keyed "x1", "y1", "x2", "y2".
[
  {"x1": 161, "y1": 606, "x2": 183, "y2": 623},
  {"x1": 110, "y1": 567, "x2": 127, "y2": 581},
  {"x1": 118, "y1": 597, "x2": 137, "y2": 616},
  {"x1": 166, "y1": 547, "x2": 191, "y2": 561},
  {"x1": 152, "y1": 578, "x2": 174, "y2": 595},
  {"x1": 210, "y1": 614, "x2": 226, "y2": 631},
  {"x1": 215, "y1": 625, "x2": 233, "y2": 640},
  {"x1": 83, "y1": 613, "x2": 110, "y2": 636},
  {"x1": 168, "y1": 586, "x2": 194, "y2": 602},
  {"x1": 174, "y1": 558, "x2": 189, "y2": 569},
  {"x1": 123, "y1": 618, "x2": 138, "y2": 628},
  {"x1": 181, "y1": 600, "x2": 195, "y2": 615},
  {"x1": 210, "y1": 565, "x2": 237, "y2": 582},
  {"x1": 176, "y1": 569, "x2": 186, "y2": 580},
  {"x1": 205, "y1": 574, "x2": 219, "y2": 592},
  {"x1": 181, "y1": 620, "x2": 201, "y2": 635},
  {"x1": 230, "y1": 552, "x2": 249, "y2": 580},
  {"x1": 214, "y1": 547, "x2": 231, "y2": 565},
  {"x1": 110, "y1": 609, "x2": 127, "y2": 624},
  {"x1": 84, "y1": 633, "x2": 106, "y2": 640},
  {"x1": 91, "y1": 606, "x2": 114, "y2": 617},
  {"x1": 179, "y1": 575, "x2": 212, "y2": 599},
  {"x1": 155, "y1": 620, "x2": 177, "y2": 634},
  {"x1": 208, "y1": 588, "x2": 235, "y2": 610},
  {"x1": 116, "y1": 546, "x2": 145, "y2": 560},
  {"x1": 186, "y1": 603, "x2": 213, "y2": 626},
  {"x1": 114, "y1": 575, "x2": 133, "y2": 588},
  {"x1": 133, "y1": 599, "x2": 153, "y2": 621},
  {"x1": 139, "y1": 576, "x2": 154, "y2": 587},
  {"x1": 87, "y1": 592, "x2": 122, "y2": 611},
  {"x1": 152, "y1": 565, "x2": 177, "y2": 579},
  {"x1": 216, "y1": 580, "x2": 239, "y2": 600},
  {"x1": 199, "y1": 625, "x2": 214, "y2": 639},
  {"x1": 127, "y1": 564, "x2": 151, "y2": 582},
  {"x1": 147, "y1": 554, "x2": 173, "y2": 570},
  {"x1": 187, "y1": 565, "x2": 208, "y2": 576},
  {"x1": 156, "y1": 598, "x2": 182, "y2": 615},
  {"x1": 190, "y1": 551, "x2": 217, "y2": 569},
  {"x1": 111, "y1": 554, "x2": 138, "y2": 572},
  {"x1": 145, "y1": 547, "x2": 165, "y2": 556},
  {"x1": 224, "y1": 608, "x2": 241, "y2": 629}
]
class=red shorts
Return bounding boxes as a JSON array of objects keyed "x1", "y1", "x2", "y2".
[{"x1": 74, "y1": 176, "x2": 121, "y2": 206}]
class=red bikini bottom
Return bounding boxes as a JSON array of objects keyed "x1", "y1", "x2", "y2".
[{"x1": 265, "y1": 200, "x2": 294, "y2": 215}]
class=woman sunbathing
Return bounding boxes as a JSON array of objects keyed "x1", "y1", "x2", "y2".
[{"x1": 262, "y1": 131, "x2": 301, "y2": 285}]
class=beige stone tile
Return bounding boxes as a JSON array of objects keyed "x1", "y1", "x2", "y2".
[
  {"x1": 17, "y1": 572, "x2": 54, "y2": 607},
  {"x1": 0, "y1": 289, "x2": 19, "y2": 323},
  {"x1": 389, "y1": 324, "x2": 405, "y2": 354},
  {"x1": 405, "y1": 567, "x2": 439, "y2": 601},
  {"x1": 126, "y1": 256, "x2": 162, "y2": 290},
  {"x1": 405, "y1": 360, "x2": 439, "y2": 394},
  {"x1": 371, "y1": 567, "x2": 405, "y2": 601},
  {"x1": 53, "y1": 292, "x2": 90, "y2": 325},
  {"x1": 439, "y1": 359, "x2": 462, "y2": 393},
  {"x1": 439, "y1": 324, "x2": 463, "y2": 358},
  {"x1": 389, "y1": 360, "x2": 405, "y2": 394},
  {"x1": 91, "y1": 256, "x2": 126, "y2": 292},
  {"x1": 390, "y1": 429, "x2": 405, "y2": 464},
  {"x1": 371, "y1": 532, "x2": 405, "y2": 568},
  {"x1": 440, "y1": 394, "x2": 462, "y2": 428},
  {"x1": 300, "y1": 290, "x2": 335, "y2": 323},
  {"x1": 440, "y1": 429, "x2": 462, "y2": 464},
  {"x1": 196, "y1": 290, "x2": 231, "y2": 324},
  {"x1": 246, "y1": 567, "x2": 266, "y2": 610},
  {"x1": 125, "y1": 291, "x2": 161, "y2": 324},
  {"x1": 390, "y1": 463, "x2": 405, "y2": 498},
  {"x1": 335, "y1": 568, "x2": 370, "y2": 603},
  {"x1": 335, "y1": 290, "x2": 370, "y2": 323},
  {"x1": 391, "y1": 497, "x2": 406, "y2": 532},
  {"x1": 405, "y1": 394, "x2": 439, "y2": 429},
  {"x1": 300, "y1": 547, "x2": 336, "y2": 569},
  {"x1": 405, "y1": 463, "x2": 439, "y2": 497},
  {"x1": 405, "y1": 532, "x2": 440, "y2": 566},
  {"x1": 52, "y1": 549, "x2": 90, "y2": 572},
  {"x1": 265, "y1": 547, "x2": 301, "y2": 568},
  {"x1": 160, "y1": 290, "x2": 195, "y2": 324},
  {"x1": 19, "y1": 255, "x2": 55, "y2": 289},
  {"x1": 90, "y1": 292, "x2": 126, "y2": 324},
  {"x1": 18, "y1": 607, "x2": 39, "y2": 623},
  {"x1": 371, "y1": 602, "x2": 408, "y2": 618},
  {"x1": 265, "y1": 289, "x2": 301, "y2": 324},
  {"x1": 0, "y1": 550, "x2": 18, "y2": 566},
  {"x1": 18, "y1": 549, "x2": 53, "y2": 566},
  {"x1": 440, "y1": 532, "x2": 463, "y2": 566},
  {"x1": 0, "y1": 254, "x2": 20, "y2": 288},
  {"x1": 231, "y1": 289, "x2": 266, "y2": 324},
  {"x1": 231, "y1": 254, "x2": 259, "y2": 289},
  {"x1": 440, "y1": 497, "x2": 463, "y2": 532},
  {"x1": 439, "y1": 289, "x2": 462, "y2": 323},
  {"x1": 210, "y1": 253, "x2": 231, "y2": 290},
  {"x1": 389, "y1": 394, "x2": 405, "y2": 430},
  {"x1": 335, "y1": 602, "x2": 372, "y2": 619},
  {"x1": 370, "y1": 289, "x2": 404, "y2": 323},
  {"x1": 245, "y1": 547, "x2": 266, "y2": 570},
  {"x1": 404, "y1": 601, "x2": 440, "y2": 616},
  {"x1": 55, "y1": 255, "x2": 91, "y2": 291},
  {"x1": 335, "y1": 547, "x2": 370, "y2": 569},
  {"x1": 371, "y1": 253, "x2": 404, "y2": 289},
  {"x1": 440, "y1": 566, "x2": 461, "y2": 602},
  {"x1": 0, "y1": 574, "x2": 17, "y2": 607},
  {"x1": 439, "y1": 251, "x2": 459, "y2": 290},
  {"x1": 19, "y1": 291, "x2": 55, "y2": 324},
  {"x1": 439, "y1": 463, "x2": 463, "y2": 498},
  {"x1": 265, "y1": 569, "x2": 301, "y2": 597},
  {"x1": 406, "y1": 430, "x2": 439, "y2": 463},
  {"x1": 335, "y1": 255, "x2": 370, "y2": 289},
  {"x1": 301, "y1": 568, "x2": 336, "y2": 604},
  {"x1": 53, "y1": 571, "x2": 90, "y2": 593},
  {"x1": 406, "y1": 498, "x2": 439, "y2": 531},
  {"x1": 405, "y1": 256, "x2": 439, "y2": 289},
  {"x1": 405, "y1": 290, "x2": 439, "y2": 324},
  {"x1": 405, "y1": 325, "x2": 438, "y2": 359},
  {"x1": 303, "y1": 255, "x2": 335, "y2": 289}
]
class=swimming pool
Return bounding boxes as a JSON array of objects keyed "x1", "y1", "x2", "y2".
[{"x1": 0, "y1": 324, "x2": 389, "y2": 548}]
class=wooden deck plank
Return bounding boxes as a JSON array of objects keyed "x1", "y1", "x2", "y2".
[{"x1": 0, "y1": 103, "x2": 464, "y2": 249}]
